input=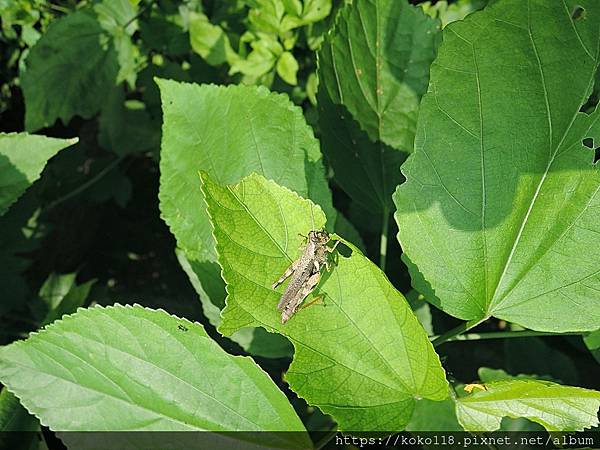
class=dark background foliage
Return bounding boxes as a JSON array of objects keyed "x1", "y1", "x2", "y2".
[{"x1": 1, "y1": 0, "x2": 598, "y2": 444}]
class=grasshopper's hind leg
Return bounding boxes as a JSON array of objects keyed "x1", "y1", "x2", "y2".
[{"x1": 281, "y1": 271, "x2": 321, "y2": 323}]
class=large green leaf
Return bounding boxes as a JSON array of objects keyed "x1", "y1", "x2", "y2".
[
  {"x1": 201, "y1": 172, "x2": 447, "y2": 431},
  {"x1": 317, "y1": 91, "x2": 406, "y2": 214},
  {"x1": 394, "y1": 0, "x2": 600, "y2": 331},
  {"x1": 0, "y1": 305, "x2": 311, "y2": 444},
  {"x1": 318, "y1": 0, "x2": 440, "y2": 152},
  {"x1": 21, "y1": 10, "x2": 121, "y2": 131},
  {"x1": 456, "y1": 379, "x2": 600, "y2": 432},
  {"x1": 158, "y1": 79, "x2": 333, "y2": 263},
  {"x1": 0, "y1": 133, "x2": 76, "y2": 216},
  {"x1": 158, "y1": 80, "x2": 333, "y2": 355},
  {"x1": 317, "y1": 0, "x2": 439, "y2": 214}
]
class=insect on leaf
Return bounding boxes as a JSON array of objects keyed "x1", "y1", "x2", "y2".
[{"x1": 201, "y1": 171, "x2": 447, "y2": 431}]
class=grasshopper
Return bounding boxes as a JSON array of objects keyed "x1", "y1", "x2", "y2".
[{"x1": 271, "y1": 230, "x2": 339, "y2": 323}]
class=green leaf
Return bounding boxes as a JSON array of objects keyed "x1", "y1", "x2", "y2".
[
  {"x1": 405, "y1": 396, "x2": 462, "y2": 432},
  {"x1": 317, "y1": 90, "x2": 406, "y2": 214},
  {"x1": 0, "y1": 388, "x2": 38, "y2": 432},
  {"x1": 229, "y1": 34, "x2": 282, "y2": 80},
  {"x1": 248, "y1": 0, "x2": 285, "y2": 34},
  {"x1": 0, "y1": 133, "x2": 76, "y2": 216},
  {"x1": 456, "y1": 379, "x2": 600, "y2": 432},
  {"x1": 318, "y1": 0, "x2": 440, "y2": 151},
  {"x1": 276, "y1": 51, "x2": 299, "y2": 85},
  {"x1": 394, "y1": 0, "x2": 600, "y2": 332},
  {"x1": 98, "y1": 88, "x2": 160, "y2": 157},
  {"x1": 175, "y1": 249, "x2": 293, "y2": 359},
  {"x1": 189, "y1": 12, "x2": 235, "y2": 66},
  {"x1": 157, "y1": 79, "x2": 333, "y2": 279},
  {"x1": 281, "y1": 0, "x2": 332, "y2": 30},
  {"x1": 94, "y1": 0, "x2": 141, "y2": 86},
  {"x1": 0, "y1": 304, "x2": 311, "y2": 443},
  {"x1": 584, "y1": 329, "x2": 600, "y2": 364},
  {"x1": 21, "y1": 10, "x2": 120, "y2": 131},
  {"x1": 37, "y1": 273, "x2": 95, "y2": 326},
  {"x1": 201, "y1": 172, "x2": 447, "y2": 431}
]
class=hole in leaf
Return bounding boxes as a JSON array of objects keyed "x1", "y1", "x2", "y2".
[
  {"x1": 571, "y1": 5, "x2": 586, "y2": 21},
  {"x1": 580, "y1": 68, "x2": 599, "y2": 113},
  {"x1": 582, "y1": 138, "x2": 600, "y2": 164}
]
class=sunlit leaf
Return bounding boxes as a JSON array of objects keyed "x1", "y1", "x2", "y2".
[
  {"x1": 202, "y1": 172, "x2": 447, "y2": 431},
  {"x1": 394, "y1": 0, "x2": 600, "y2": 332}
]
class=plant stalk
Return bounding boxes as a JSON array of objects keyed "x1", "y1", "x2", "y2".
[
  {"x1": 431, "y1": 317, "x2": 487, "y2": 347},
  {"x1": 45, "y1": 156, "x2": 124, "y2": 212},
  {"x1": 430, "y1": 329, "x2": 583, "y2": 343},
  {"x1": 314, "y1": 428, "x2": 338, "y2": 450},
  {"x1": 379, "y1": 208, "x2": 390, "y2": 272}
]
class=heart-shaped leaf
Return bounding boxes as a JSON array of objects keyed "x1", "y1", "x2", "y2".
[
  {"x1": 201, "y1": 171, "x2": 447, "y2": 431},
  {"x1": 394, "y1": 0, "x2": 600, "y2": 331}
]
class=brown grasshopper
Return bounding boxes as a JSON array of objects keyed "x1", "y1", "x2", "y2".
[{"x1": 271, "y1": 230, "x2": 339, "y2": 323}]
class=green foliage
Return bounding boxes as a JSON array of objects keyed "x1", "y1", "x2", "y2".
[
  {"x1": 0, "y1": 0, "x2": 599, "y2": 441},
  {"x1": 22, "y1": 10, "x2": 120, "y2": 131},
  {"x1": 202, "y1": 171, "x2": 447, "y2": 431},
  {"x1": 584, "y1": 329, "x2": 600, "y2": 364},
  {"x1": 0, "y1": 132, "x2": 76, "y2": 215},
  {"x1": 319, "y1": 0, "x2": 440, "y2": 151},
  {"x1": 188, "y1": 0, "x2": 332, "y2": 87},
  {"x1": 394, "y1": 0, "x2": 600, "y2": 332},
  {"x1": 456, "y1": 379, "x2": 600, "y2": 432},
  {"x1": 317, "y1": 0, "x2": 440, "y2": 215},
  {"x1": 0, "y1": 305, "x2": 310, "y2": 440}
]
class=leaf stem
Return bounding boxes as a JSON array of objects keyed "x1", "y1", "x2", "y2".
[
  {"x1": 431, "y1": 317, "x2": 486, "y2": 347},
  {"x1": 314, "y1": 428, "x2": 338, "y2": 450},
  {"x1": 45, "y1": 156, "x2": 124, "y2": 212},
  {"x1": 431, "y1": 329, "x2": 583, "y2": 343},
  {"x1": 379, "y1": 208, "x2": 390, "y2": 271}
]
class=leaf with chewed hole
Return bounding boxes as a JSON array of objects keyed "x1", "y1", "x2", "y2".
[
  {"x1": 394, "y1": 0, "x2": 600, "y2": 332},
  {"x1": 201, "y1": 171, "x2": 447, "y2": 432}
]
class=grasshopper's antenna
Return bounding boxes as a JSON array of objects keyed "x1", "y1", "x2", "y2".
[{"x1": 309, "y1": 202, "x2": 315, "y2": 231}]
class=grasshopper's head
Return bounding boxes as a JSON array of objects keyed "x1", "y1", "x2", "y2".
[{"x1": 308, "y1": 229, "x2": 330, "y2": 245}]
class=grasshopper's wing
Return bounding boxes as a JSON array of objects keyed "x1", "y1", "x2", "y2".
[
  {"x1": 271, "y1": 258, "x2": 299, "y2": 289},
  {"x1": 281, "y1": 270, "x2": 321, "y2": 323}
]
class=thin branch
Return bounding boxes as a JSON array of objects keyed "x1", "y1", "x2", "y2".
[
  {"x1": 431, "y1": 329, "x2": 583, "y2": 343},
  {"x1": 379, "y1": 208, "x2": 390, "y2": 271},
  {"x1": 45, "y1": 156, "x2": 124, "y2": 212},
  {"x1": 431, "y1": 317, "x2": 487, "y2": 347}
]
